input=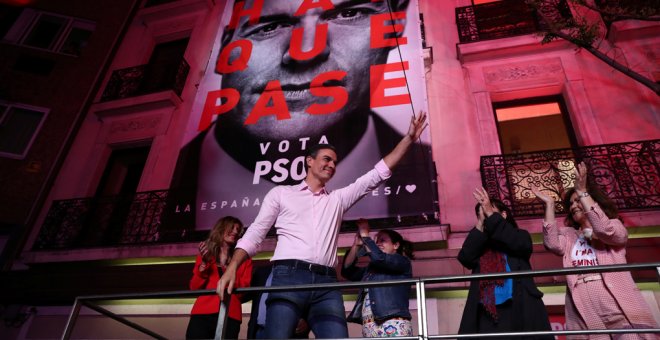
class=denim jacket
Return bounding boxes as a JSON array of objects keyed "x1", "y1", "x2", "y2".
[{"x1": 342, "y1": 237, "x2": 412, "y2": 323}]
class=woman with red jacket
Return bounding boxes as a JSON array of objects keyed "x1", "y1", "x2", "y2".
[{"x1": 186, "y1": 216, "x2": 252, "y2": 339}]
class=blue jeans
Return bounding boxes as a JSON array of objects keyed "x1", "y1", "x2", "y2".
[{"x1": 264, "y1": 262, "x2": 348, "y2": 339}]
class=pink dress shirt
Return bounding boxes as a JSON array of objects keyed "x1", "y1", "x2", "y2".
[{"x1": 236, "y1": 160, "x2": 392, "y2": 267}]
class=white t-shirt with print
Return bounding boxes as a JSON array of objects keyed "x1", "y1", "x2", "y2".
[{"x1": 571, "y1": 235, "x2": 598, "y2": 267}]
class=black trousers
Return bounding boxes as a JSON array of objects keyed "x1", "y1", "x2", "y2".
[{"x1": 186, "y1": 313, "x2": 241, "y2": 339}]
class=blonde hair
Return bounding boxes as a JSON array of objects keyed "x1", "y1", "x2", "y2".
[{"x1": 205, "y1": 216, "x2": 243, "y2": 263}]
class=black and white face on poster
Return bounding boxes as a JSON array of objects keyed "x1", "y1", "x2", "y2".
[{"x1": 168, "y1": 0, "x2": 436, "y2": 230}]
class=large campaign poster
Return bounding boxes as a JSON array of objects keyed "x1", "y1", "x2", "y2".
[{"x1": 167, "y1": 0, "x2": 437, "y2": 231}]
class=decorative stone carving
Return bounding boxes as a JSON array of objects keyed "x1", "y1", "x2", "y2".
[
  {"x1": 484, "y1": 59, "x2": 563, "y2": 84},
  {"x1": 109, "y1": 116, "x2": 160, "y2": 134}
]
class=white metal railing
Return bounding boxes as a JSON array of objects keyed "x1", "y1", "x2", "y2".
[{"x1": 62, "y1": 262, "x2": 660, "y2": 339}]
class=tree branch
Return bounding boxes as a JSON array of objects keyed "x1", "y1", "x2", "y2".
[
  {"x1": 553, "y1": 30, "x2": 660, "y2": 95},
  {"x1": 527, "y1": 0, "x2": 660, "y2": 95}
]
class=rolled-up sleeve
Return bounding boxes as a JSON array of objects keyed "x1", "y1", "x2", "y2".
[
  {"x1": 336, "y1": 160, "x2": 392, "y2": 210},
  {"x1": 374, "y1": 159, "x2": 392, "y2": 179},
  {"x1": 236, "y1": 187, "x2": 280, "y2": 257}
]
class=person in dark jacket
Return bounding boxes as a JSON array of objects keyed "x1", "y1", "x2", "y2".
[
  {"x1": 342, "y1": 219, "x2": 414, "y2": 337},
  {"x1": 457, "y1": 188, "x2": 552, "y2": 339},
  {"x1": 244, "y1": 265, "x2": 272, "y2": 339}
]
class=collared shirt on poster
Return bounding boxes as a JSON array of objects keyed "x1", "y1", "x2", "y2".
[{"x1": 236, "y1": 160, "x2": 392, "y2": 267}]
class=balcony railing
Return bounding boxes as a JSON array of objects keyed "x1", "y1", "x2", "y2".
[
  {"x1": 35, "y1": 190, "x2": 168, "y2": 250},
  {"x1": 100, "y1": 58, "x2": 189, "y2": 102},
  {"x1": 456, "y1": 0, "x2": 571, "y2": 43},
  {"x1": 480, "y1": 139, "x2": 660, "y2": 217},
  {"x1": 62, "y1": 262, "x2": 660, "y2": 339}
]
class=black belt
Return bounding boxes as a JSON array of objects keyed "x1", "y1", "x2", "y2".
[{"x1": 274, "y1": 259, "x2": 337, "y2": 276}]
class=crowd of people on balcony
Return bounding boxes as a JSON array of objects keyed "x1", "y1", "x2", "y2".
[
  {"x1": 186, "y1": 133, "x2": 657, "y2": 339},
  {"x1": 207, "y1": 112, "x2": 427, "y2": 339}
]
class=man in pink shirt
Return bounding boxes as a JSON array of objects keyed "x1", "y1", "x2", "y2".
[{"x1": 217, "y1": 112, "x2": 427, "y2": 338}]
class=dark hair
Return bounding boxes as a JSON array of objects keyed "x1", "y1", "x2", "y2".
[
  {"x1": 475, "y1": 198, "x2": 518, "y2": 229},
  {"x1": 562, "y1": 186, "x2": 620, "y2": 230},
  {"x1": 306, "y1": 143, "x2": 337, "y2": 159},
  {"x1": 376, "y1": 229, "x2": 415, "y2": 259},
  {"x1": 207, "y1": 216, "x2": 243, "y2": 262}
]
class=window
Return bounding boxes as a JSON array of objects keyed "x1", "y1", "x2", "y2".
[
  {"x1": 493, "y1": 96, "x2": 576, "y2": 154},
  {"x1": 493, "y1": 96, "x2": 578, "y2": 204},
  {"x1": 0, "y1": 4, "x2": 23, "y2": 38},
  {"x1": 22, "y1": 14, "x2": 67, "y2": 49},
  {"x1": 2, "y1": 8, "x2": 95, "y2": 56},
  {"x1": 0, "y1": 102, "x2": 48, "y2": 159},
  {"x1": 91, "y1": 145, "x2": 151, "y2": 244},
  {"x1": 96, "y1": 145, "x2": 151, "y2": 198},
  {"x1": 141, "y1": 38, "x2": 189, "y2": 93},
  {"x1": 59, "y1": 23, "x2": 94, "y2": 56}
]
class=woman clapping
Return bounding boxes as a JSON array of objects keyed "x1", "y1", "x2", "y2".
[
  {"x1": 458, "y1": 188, "x2": 552, "y2": 339},
  {"x1": 342, "y1": 219, "x2": 414, "y2": 337},
  {"x1": 534, "y1": 162, "x2": 658, "y2": 339}
]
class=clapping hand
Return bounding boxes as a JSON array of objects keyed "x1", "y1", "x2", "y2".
[
  {"x1": 473, "y1": 187, "x2": 494, "y2": 217},
  {"x1": 197, "y1": 241, "x2": 211, "y2": 271},
  {"x1": 531, "y1": 186, "x2": 554, "y2": 206},
  {"x1": 353, "y1": 233, "x2": 364, "y2": 246},
  {"x1": 574, "y1": 162, "x2": 588, "y2": 193},
  {"x1": 198, "y1": 240, "x2": 211, "y2": 261},
  {"x1": 295, "y1": 319, "x2": 309, "y2": 336},
  {"x1": 356, "y1": 218, "x2": 370, "y2": 238}
]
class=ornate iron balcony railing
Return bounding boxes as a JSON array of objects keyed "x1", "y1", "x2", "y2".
[
  {"x1": 456, "y1": 0, "x2": 571, "y2": 43},
  {"x1": 35, "y1": 190, "x2": 169, "y2": 250},
  {"x1": 480, "y1": 139, "x2": 660, "y2": 217},
  {"x1": 100, "y1": 57, "x2": 189, "y2": 102}
]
